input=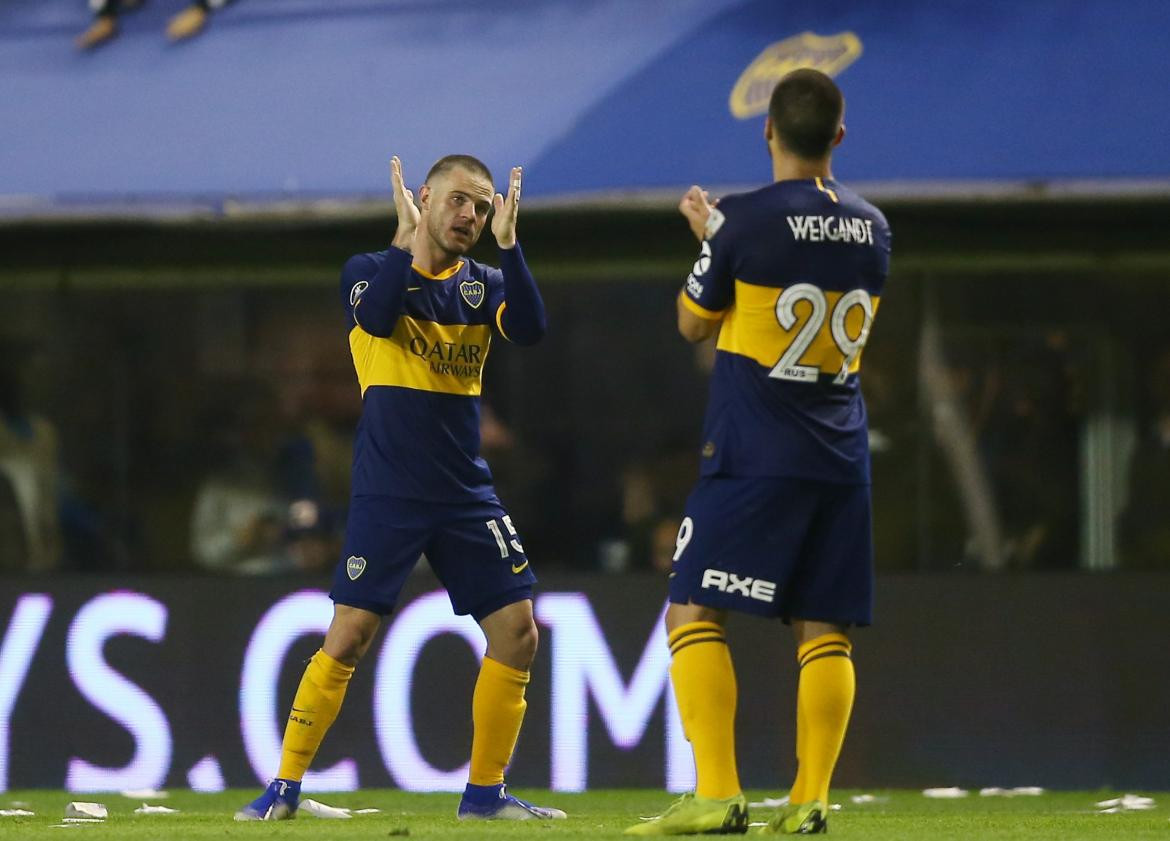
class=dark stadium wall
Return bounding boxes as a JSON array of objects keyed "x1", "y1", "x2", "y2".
[{"x1": 1, "y1": 573, "x2": 1167, "y2": 792}]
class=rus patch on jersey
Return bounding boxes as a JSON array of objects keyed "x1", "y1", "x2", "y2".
[
  {"x1": 346, "y1": 555, "x2": 367, "y2": 580},
  {"x1": 459, "y1": 279, "x2": 485, "y2": 309}
]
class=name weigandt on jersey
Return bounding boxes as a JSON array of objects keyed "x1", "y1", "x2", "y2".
[{"x1": 787, "y1": 214, "x2": 875, "y2": 245}]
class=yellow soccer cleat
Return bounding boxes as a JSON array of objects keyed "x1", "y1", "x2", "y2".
[
  {"x1": 755, "y1": 800, "x2": 827, "y2": 834},
  {"x1": 625, "y1": 792, "x2": 748, "y2": 836},
  {"x1": 166, "y1": 5, "x2": 209, "y2": 41},
  {"x1": 75, "y1": 16, "x2": 117, "y2": 50}
]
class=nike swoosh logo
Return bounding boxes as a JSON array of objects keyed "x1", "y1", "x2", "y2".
[
  {"x1": 511, "y1": 560, "x2": 529, "y2": 574},
  {"x1": 407, "y1": 286, "x2": 422, "y2": 291},
  {"x1": 291, "y1": 706, "x2": 314, "y2": 714}
]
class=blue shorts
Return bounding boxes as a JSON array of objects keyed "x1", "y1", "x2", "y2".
[
  {"x1": 668, "y1": 475, "x2": 873, "y2": 626},
  {"x1": 330, "y1": 494, "x2": 536, "y2": 621}
]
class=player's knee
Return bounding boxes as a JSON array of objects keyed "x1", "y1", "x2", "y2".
[
  {"x1": 488, "y1": 615, "x2": 538, "y2": 669},
  {"x1": 323, "y1": 607, "x2": 381, "y2": 665},
  {"x1": 516, "y1": 619, "x2": 539, "y2": 662},
  {"x1": 324, "y1": 630, "x2": 367, "y2": 665}
]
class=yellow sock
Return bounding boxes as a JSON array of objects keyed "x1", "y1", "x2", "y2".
[
  {"x1": 789, "y1": 670, "x2": 811, "y2": 803},
  {"x1": 277, "y1": 649, "x2": 355, "y2": 781},
  {"x1": 790, "y1": 633, "x2": 854, "y2": 805},
  {"x1": 469, "y1": 656, "x2": 530, "y2": 786},
  {"x1": 668, "y1": 621, "x2": 740, "y2": 800}
]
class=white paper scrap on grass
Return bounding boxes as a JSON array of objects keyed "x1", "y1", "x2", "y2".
[
  {"x1": 748, "y1": 796, "x2": 790, "y2": 808},
  {"x1": 300, "y1": 798, "x2": 353, "y2": 819},
  {"x1": 0, "y1": 809, "x2": 35, "y2": 817},
  {"x1": 980, "y1": 786, "x2": 1046, "y2": 797},
  {"x1": 121, "y1": 789, "x2": 169, "y2": 799},
  {"x1": 851, "y1": 794, "x2": 889, "y2": 804},
  {"x1": 352, "y1": 808, "x2": 381, "y2": 814},
  {"x1": 134, "y1": 804, "x2": 179, "y2": 814},
  {"x1": 62, "y1": 818, "x2": 105, "y2": 823},
  {"x1": 923, "y1": 787, "x2": 969, "y2": 798},
  {"x1": 64, "y1": 803, "x2": 108, "y2": 819},
  {"x1": 1095, "y1": 794, "x2": 1156, "y2": 812}
]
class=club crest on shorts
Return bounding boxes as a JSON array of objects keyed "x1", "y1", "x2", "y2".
[
  {"x1": 346, "y1": 555, "x2": 367, "y2": 580},
  {"x1": 459, "y1": 279, "x2": 485, "y2": 309}
]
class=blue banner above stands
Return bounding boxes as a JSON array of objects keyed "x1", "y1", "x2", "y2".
[{"x1": 1, "y1": 0, "x2": 1167, "y2": 215}]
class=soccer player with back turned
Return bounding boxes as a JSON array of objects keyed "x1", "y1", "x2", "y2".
[
  {"x1": 236, "y1": 155, "x2": 564, "y2": 821},
  {"x1": 627, "y1": 69, "x2": 890, "y2": 835}
]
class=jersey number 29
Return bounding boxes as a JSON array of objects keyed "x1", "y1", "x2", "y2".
[{"x1": 770, "y1": 284, "x2": 875, "y2": 384}]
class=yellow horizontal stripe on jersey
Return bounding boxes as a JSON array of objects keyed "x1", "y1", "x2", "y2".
[
  {"x1": 679, "y1": 290, "x2": 727, "y2": 321},
  {"x1": 717, "y1": 279, "x2": 881, "y2": 376},
  {"x1": 349, "y1": 316, "x2": 492, "y2": 397}
]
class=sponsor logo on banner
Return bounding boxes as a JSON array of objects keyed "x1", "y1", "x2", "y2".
[
  {"x1": 729, "y1": 32, "x2": 862, "y2": 119},
  {"x1": 346, "y1": 555, "x2": 367, "y2": 580},
  {"x1": 459, "y1": 280, "x2": 485, "y2": 309}
]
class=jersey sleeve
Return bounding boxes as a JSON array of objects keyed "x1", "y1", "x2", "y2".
[
  {"x1": 487, "y1": 243, "x2": 547, "y2": 345},
  {"x1": 340, "y1": 253, "x2": 379, "y2": 325},
  {"x1": 679, "y1": 205, "x2": 736, "y2": 320},
  {"x1": 340, "y1": 247, "x2": 413, "y2": 337},
  {"x1": 486, "y1": 267, "x2": 507, "y2": 333}
]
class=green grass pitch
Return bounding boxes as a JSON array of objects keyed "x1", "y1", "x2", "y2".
[{"x1": 0, "y1": 788, "x2": 1165, "y2": 839}]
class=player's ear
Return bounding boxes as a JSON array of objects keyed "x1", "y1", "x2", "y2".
[
  {"x1": 418, "y1": 183, "x2": 432, "y2": 211},
  {"x1": 833, "y1": 123, "x2": 845, "y2": 148},
  {"x1": 763, "y1": 115, "x2": 774, "y2": 143}
]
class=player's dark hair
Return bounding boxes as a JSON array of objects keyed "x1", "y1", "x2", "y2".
[
  {"x1": 425, "y1": 154, "x2": 494, "y2": 186},
  {"x1": 768, "y1": 69, "x2": 844, "y2": 160}
]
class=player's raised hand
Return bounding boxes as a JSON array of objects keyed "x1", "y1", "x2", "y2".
[
  {"x1": 390, "y1": 156, "x2": 420, "y2": 251},
  {"x1": 491, "y1": 166, "x2": 522, "y2": 249},
  {"x1": 679, "y1": 185, "x2": 713, "y2": 242}
]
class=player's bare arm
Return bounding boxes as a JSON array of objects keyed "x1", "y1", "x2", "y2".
[
  {"x1": 491, "y1": 166, "x2": 522, "y2": 249},
  {"x1": 390, "y1": 155, "x2": 420, "y2": 251},
  {"x1": 677, "y1": 295, "x2": 721, "y2": 343}
]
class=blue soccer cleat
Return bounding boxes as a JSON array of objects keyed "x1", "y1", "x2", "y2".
[
  {"x1": 457, "y1": 782, "x2": 567, "y2": 820},
  {"x1": 233, "y1": 778, "x2": 301, "y2": 821}
]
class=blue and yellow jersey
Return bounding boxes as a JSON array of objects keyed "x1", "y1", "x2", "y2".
[
  {"x1": 681, "y1": 177, "x2": 891, "y2": 484},
  {"x1": 341, "y1": 250, "x2": 513, "y2": 502}
]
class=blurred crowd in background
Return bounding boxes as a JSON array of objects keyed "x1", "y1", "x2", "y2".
[{"x1": 1, "y1": 270, "x2": 1167, "y2": 577}]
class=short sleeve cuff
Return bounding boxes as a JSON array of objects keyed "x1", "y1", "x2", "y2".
[{"x1": 679, "y1": 290, "x2": 727, "y2": 321}]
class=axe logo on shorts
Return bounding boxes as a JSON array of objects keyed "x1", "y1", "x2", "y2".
[
  {"x1": 701, "y1": 568, "x2": 777, "y2": 603},
  {"x1": 346, "y1": 555, "x2": 367, "y2": 580}
]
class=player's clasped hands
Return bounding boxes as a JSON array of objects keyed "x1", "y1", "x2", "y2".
[
  {"x1": 390, "y1": 155, "x2": 420, "y2": 251},
  {"x1": 491, "y1": 166, "x2": 522, "y2": 249}
]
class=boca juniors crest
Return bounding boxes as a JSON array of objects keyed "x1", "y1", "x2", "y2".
[
  {"x1": 346, "y1": 555, "x2": 366, "y2": 580},
  {"x1": 459, "y1": 279, "x2": 485, "y2": 309}
]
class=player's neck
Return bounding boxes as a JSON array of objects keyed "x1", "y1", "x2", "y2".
[
  {"x1": 410, "y1": 233, "x2": 463, "y2": 276},
  {"x1": 770, "y1": 150, "x2": 833, "y2": 183}
]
